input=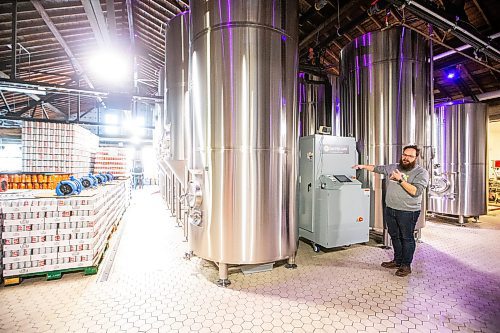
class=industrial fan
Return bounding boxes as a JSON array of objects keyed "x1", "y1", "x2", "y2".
[{"x1": 80, "y1": 174, "x2": 97, "y2": 188}]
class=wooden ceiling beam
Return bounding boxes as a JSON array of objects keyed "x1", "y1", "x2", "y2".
[
  {"x1": 142, "y1": 0, "x2": 179, "y2": 18},
  {"x1": 134, "y1": 28, "x2": 163, "y2": 48},
  {"x1": 134, "y1": 14, "x2": 164, "y2": 41},
  {"x1": 471, "y1": 0, "x2": 491, "y2": 29},
  {"x1": 134, "y1": 27, "x2": 164, "y2": 51},
  {"x1": 433, "y1": 79, "x2": 452, "y2": 99},
  {"x1": 299, "y1": 0, "x2": 363, "y2": 49},
  {"x1": 81, "y1": 0, "x2": 110, "y2": 47},
  {"x1": 136, "y1": 1, "x2": 174, "y2": 23},
  {"x1": 31, "y1": 0, "x2": 95, "y2": 90},
  {"x1": 460, "y1": 64, "x2": 484, "y2": 94},
  {"x1": 135, "y1": 4, "x2": 168, "y2": 27},
  {"x1": 0, "y1": 128, "x2": 21, "y2": 138}
]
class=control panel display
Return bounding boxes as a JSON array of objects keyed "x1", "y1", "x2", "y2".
[{"x1": 333, "y1": 175, "x2": 352, "y2": 183}]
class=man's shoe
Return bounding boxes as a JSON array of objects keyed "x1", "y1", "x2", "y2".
[
  {"x1": 395, "y1": 265, "x2": 412, "y2": 277},
  {"x1": 381, "y1": 260, "x2": 400, "y2": 269}
]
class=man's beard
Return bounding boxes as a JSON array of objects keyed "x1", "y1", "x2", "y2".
[{"x1": 399, "y1": 157, "x2": 416, "y2": 171}]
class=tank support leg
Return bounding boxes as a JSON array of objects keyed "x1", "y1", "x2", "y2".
[
  {"x1": 285, "y1": 255, "x2": 297, "y2": 269},
  {"x1": 414, "y1": 229, "x2": 423, "y2": 243},
  {"x1": 184, "y1": 251, "x2": 193, "y2": 260},
  {"x1": 458, "y1": 215, "x2": 466, "y2": 225},
  {"x1": 216, "y1": 263, "x2": 231, "y2": 287}
]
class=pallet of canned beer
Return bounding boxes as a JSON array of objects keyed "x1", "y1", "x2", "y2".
[{"x1": 0, "y1": 180, "x2": 130, "y2": 285}]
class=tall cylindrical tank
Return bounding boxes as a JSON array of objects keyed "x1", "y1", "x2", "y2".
[
  {"x1": 298, "y1": 73, "x2": 338, "y2": 137},
  {"x1": 329, "y1": 75, "x2": 341, "y2": 136},
  {"x1": 165, "y1": 11, "x2": 189, "y2": 160},
  {"x1": 156, "y1": 66, "x2": 165, "y2": 135},
  {"x1": 339, "y1": 27, "x2": 431, "y2": 231},
  {"x1": 189, "y1": 0, "x2": 299, "y2": 265},
  {"x1": 428, "y1": 103, "x2": 488, "y2": 219}
]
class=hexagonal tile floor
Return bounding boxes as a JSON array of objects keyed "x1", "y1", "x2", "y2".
[{"x1": 1, "y1": 187, "x2": 500, "y2": 333}]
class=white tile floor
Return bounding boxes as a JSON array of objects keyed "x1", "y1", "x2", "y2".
[{"x1": 1, "y1": 187, "x2": 500, "y2": 333}]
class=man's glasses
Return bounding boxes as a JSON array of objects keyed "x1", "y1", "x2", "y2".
[{"x1": 402, "y1": 154, "x2": 416, "y2": 159}]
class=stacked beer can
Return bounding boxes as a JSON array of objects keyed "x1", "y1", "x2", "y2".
[
  {"x1": 93, "y1": 147, "x2": 130, "y2": 177},
  {"x1": 0, "y1": 180, "x2": 130, "y2": 278},
  {"x1": 22, "y1": 122, "x2": 99, "y2": 177}
]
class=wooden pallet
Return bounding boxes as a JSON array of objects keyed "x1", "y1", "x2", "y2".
[
  {"x1": 2, "y1": 211, "x2": 126, "y2": 287},
  {"x1": 3, "y1": 243, "x2": 107, "y2": 287}
]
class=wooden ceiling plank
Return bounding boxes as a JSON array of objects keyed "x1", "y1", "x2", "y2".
[
  {"x1": 137, "y1": 1, "x2": 174, "y2": 23},
  {"x1": 30, "y1": 0, "x2": 95, "y2": 89},
  {"x1": 471, "y1": 0, "x2": 491, "y2": 29},
  {"x1": 135, "y1": 4, "x2": 168, "y2": 27},
  {"x1": 461, "y1": 64, "x2": 484, "y2": 94},
  {"x1": 81, "y1": 0, "x2": 109, "y2": 47}
]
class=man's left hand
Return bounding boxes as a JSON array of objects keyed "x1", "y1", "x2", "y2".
[{"x1": 390, "y1": 169, "x2": 402, "y2": 181}]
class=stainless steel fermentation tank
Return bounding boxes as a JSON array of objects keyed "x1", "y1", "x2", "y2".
[
  {"x1": 163, "y1": 11, "x2": 190, "y2": 235},
  {"x1": 428, "y1": 103, "x2": 488, "y2": 223},
  {"x1": 298, "y1": 73, "x2": 339, "y2": 136},
  {"x1": 188, "y1": 0, "x2": 299, "y2": 285},
  {"x1": 165, "y1": 11, "x2": 190, "y2": 162},
  {"x1": 339, "y1": 27, "x2": 431, "y2": 238},
  {"x1": 156, "y1": 66, "x2": 167, "y2": 201}
]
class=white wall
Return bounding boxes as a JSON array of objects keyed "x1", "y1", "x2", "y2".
[
  {"x1": 488, "y1": 121, "x2": 500, "y2": 178},
  {"x1": 0, "y1": 143, "x2": 22, "y2": 172}
]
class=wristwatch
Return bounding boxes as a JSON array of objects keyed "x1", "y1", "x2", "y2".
[{"x1": 398, "y1": 179, "x2": 403, "y2": 184}]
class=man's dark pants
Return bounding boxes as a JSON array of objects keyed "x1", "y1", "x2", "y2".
[{"x1": 384, "y1": 207, "x2": 420, "y2": 266}]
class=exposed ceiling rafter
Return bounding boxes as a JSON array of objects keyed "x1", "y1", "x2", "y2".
[
  {"x1": 30, "y1": 0, "x2": 95, "y2": 90},
  {"x1": 0, "y1": 70, "x2": 65, "y2": 117}
]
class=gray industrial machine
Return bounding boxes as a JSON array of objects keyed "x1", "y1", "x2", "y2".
[{"x1": 299, "y1": 135, "x2": 370, "y2": 252}]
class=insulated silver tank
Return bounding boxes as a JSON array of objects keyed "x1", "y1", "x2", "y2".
[
  {"x1": 428, "y1": 103, "x2": 488, "y2": 221},
  {"x1": 298, "y1": 73, "x2": 339, "y2": 136},
  {"x1": 189, "y1": 1, "x2": 298, "y2": 268},
  {"x1": 156, "y1": 66, "x2": 165, "y2": 134},
  {"x1": 339, "y1": 27, "x2": 431, "y2": 232},
  {"x1": 165, "y1": 11, "x2": 189, "y2": 160}
]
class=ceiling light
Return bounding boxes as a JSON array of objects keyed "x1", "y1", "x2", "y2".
[
  {"x1": 315, "y1": 0, "x2": 328, "y2": 10},
  {"x1": 87, "y1": 48, "x2": 131, "y2": 86},
  {"x1": 104, "y1": 114, "x2": 120, "y2": 135}
]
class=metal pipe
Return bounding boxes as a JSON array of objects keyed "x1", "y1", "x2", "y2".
[
  {"x1": 433, "y1": 32, "x2": 500, "y2": 61},
  {"x1": 391, "y1": 0, "x2": 500, "y2": 62},
  {"x1": 0, "y1": 79, "x2": 163, "y2": 102},
  {"x1": 10, "y1": 0, "x2": 17, "y2": 80},
  {"x1": 0, "y1": 115, "x2": 154, "y2": 128},
  {"x1": 477, "y1": 90, "x2": 500, "y2": 101},
  {"x1": 77, "y1": 79, "x2": 80, "y2": 122},
  {"x1": 399, "y1": 23, "x2": 500, "y2": 74}
]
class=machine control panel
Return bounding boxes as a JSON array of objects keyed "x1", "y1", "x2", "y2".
[{"x1": 319, "y1": 174, "x2": 361, "y2": 189}]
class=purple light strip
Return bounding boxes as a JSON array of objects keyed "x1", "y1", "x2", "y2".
[{"x1": 396, "y1": 27, "x2": 405, "y2": 137}]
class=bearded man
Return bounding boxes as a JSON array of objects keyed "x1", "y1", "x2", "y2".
[{"x1": 353, "y1": 145, "x2": 429, "y2": 277}]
